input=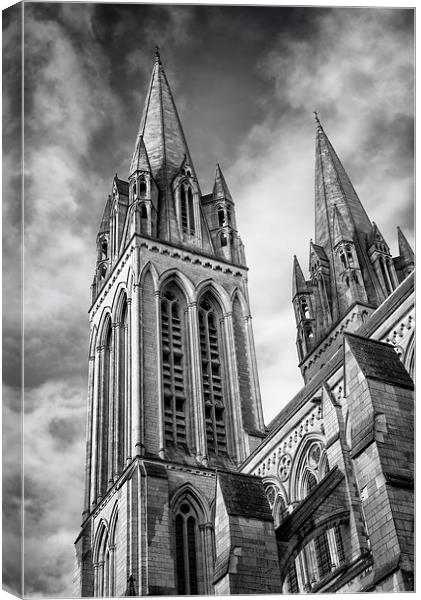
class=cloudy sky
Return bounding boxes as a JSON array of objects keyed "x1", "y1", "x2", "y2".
[{"x1": 2, "y1": 2, "x2": 414, "y2": 597}]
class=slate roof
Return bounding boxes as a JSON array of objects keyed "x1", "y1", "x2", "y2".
[
  {"x1": 115, "y1": 177, "x2": 129, "y2": 196},
  {"x1": 218, "y1": 471, "x2": 273, "y2": 521},
  {"x1": 344, "y1": 332, "x2": 414, "y2": 390}
]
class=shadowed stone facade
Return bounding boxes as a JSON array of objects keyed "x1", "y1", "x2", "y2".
[{"x1": 74, "y1": 52, "x2": 414, "y2": 596}]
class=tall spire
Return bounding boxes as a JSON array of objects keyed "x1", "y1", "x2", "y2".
[
  {"x1": 132, "y1": 50, "x2": 195, "y2": 189},
  {"x1": 314, "y1": 118, "x2": 372, "y2": 252}
]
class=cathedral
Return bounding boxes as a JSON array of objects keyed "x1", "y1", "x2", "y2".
[{"x1": 74, "y1": 51, "x2": 414, "y2": 595}]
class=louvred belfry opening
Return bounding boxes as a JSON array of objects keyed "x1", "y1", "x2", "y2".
[
  {"x1": 198, "y1": 298, "x2": 227, "y2": 456},
  {"x1": 161, "y1": 290, "x2": 187, "y2": 448}
]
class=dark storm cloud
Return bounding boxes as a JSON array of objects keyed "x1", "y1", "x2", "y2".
[{"x1": 1, "y1": 3, "x2": 413, "y2": 597}]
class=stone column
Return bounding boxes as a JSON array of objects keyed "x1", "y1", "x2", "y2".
[
  {"x1": 131, "y1": 283, "x2": 142, "y2": 457},
  {"x1": 109, "y1": 544, "x2": 116, "y2": 596},
  {"x1": 245, "y1": 314, "x2": 264, "y2": 431},
  {"x1": 83, "y1": 352, "x2": 95, "y2": 516},
  {"x1": 199, "y1": 522, "x2": 215, "y2": 594},
  {"x1": 96, "y1": 345, "x2": 106, "y2": 504},
  {"x1": 222, "y1": 312, "x2": 245, "y2": 461},
  {"x1": 108, "y1": 323, "x2": 118, "y2": 484},
  {"x1": 154, "y1": 290, "x2": 165, "y2": 459},
  {"x1": 93, "y1": 563, "x2": 100, "y2": 597},
  {"x1": 113, "y1": 321, "x2": 121, "y2": 481},
  {"x1": 126, "y1": 298, "x2": 132, "y2": 463},
  {"x1": 188, "y1": 301, "x2": 206, "y2": 462}
]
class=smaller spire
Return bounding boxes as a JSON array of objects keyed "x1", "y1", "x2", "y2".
[
  {"x1": 129, "y1": 135, "x2": 152, "y2": 177},
  {"x1": 397, "y1": 226, "x2": 414, "y2": 264},
  {"x1": 213, "y1": 163, "x2": 232, "y2": 201},
  {"x1": 367, "y1": 222, "x2": 388, "y2": 249},
  {"x1": 292, "y1": 255, "x2": 308, "y2": 299},
  {"x1": 98, "y1": 195, "x2": 111, "y2": 235}
]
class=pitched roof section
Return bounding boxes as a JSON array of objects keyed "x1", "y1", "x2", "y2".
[
  {"x1": 213, "y1": 164, "x2": 233, "y2": 201},
  {"x1": 344, "y1": 332, "x2": 414, "y2": 390},
  {"x1": 217, "y1": 472, "x2": 273, "y2": 521},
  {"x1": 129, "y1": 135, "x2": 152, "y2": 177},
  {"x1": 135, "y1": 53, "x2": 196, "y2": 190},
  {"x1": 314, "y1": 120, "x2": 372, "y2": 251},
  {"x1": 397, "y1": 226, "x2": 414, "y2": 264},
  {"x1": 114, "y1": 176, "x2": 129, "y2": 196},
  {"x1": 292, "y1": 255, "x2": 308, "y2": 298}
]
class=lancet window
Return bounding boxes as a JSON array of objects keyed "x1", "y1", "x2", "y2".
[
  {"x1": 175, "y1": 503, "x2": 199, "y2": 595},
  {"x1": 138, "y1": 178, "x2": 147, "y2": 196},
  {"x1": 180, "y1": 184, "x2": 195, "y2": 236},
  {"x1": 283, "y1": 524, "x2": 345, "y2": 593},
  {"x1": 198, "y1": 298, "x2": 227, "y2": 456},
  {"x1": 161, "y1": 289, "x2": 187, "y2": 448}
]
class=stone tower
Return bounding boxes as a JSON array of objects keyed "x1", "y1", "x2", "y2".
[
  {"x1": 239, "y1": 116, "x2": 414, "y2": 594},
  {"x1": 74, "y1": 51, "x2": 281, "y2": 597},
  {"x1": 292, "y1": 116, "x2": 413, "y2": 383}
]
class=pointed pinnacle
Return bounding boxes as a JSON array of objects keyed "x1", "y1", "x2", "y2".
[
  {"x1": 155, "y1": 45, "x2": 161, "y2": 64},
  {"x1": 313, "y1": 111, "x2": 322, "y2": 127},
  {"x1": 397, "y1": 226, "x2": 414, "y2": 263}
]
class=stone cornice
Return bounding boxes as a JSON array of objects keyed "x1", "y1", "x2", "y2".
[{"x1": 89, "y1": 233, "x2": 247, "y2": 318}]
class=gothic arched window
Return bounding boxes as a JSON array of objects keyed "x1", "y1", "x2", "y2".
[
  {"x1": 175, "y1": 503, "x2": 199, "y2": 595},
  {"x1": 187, "y1": 188, "x2": 195, "y2": 234},
  {"x1": 180, "y1": 184, "x2": 196, "y2": 236},
  {"x1": 282, "y1": 524, "x2": 346, "y2": 593},
  {"x1": 220, "y1": 232, "x2": 227, "y2": 247},
  {"x1": 161, "y1": 289, "x2": 187, "y2": 448},
  {"x1": 300, "y1": 298, "x2": 310, "y2": 320},
  {"x1": 346, "y1": 245, "x2": 353, "y2": 265},
  {"x1": 100, "y1": 238, "x2": 108, "y2": 260},
  {"x1": 198, "y1": 297, "x2": 227, "y2": 456},
  {"x1": 139, "y1": 178, "x2": 147, "y2": 196},
  {"x1": 218, "y1": 207, "x2": 225, "y2": 227}
]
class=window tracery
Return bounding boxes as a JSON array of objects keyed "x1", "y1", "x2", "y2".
[
  {"x1": 198, "y1": 297, "x2": 227, "y2": 456},
  {"x1": 283, "y1": 524, "x2": 346, "y2": 593},
  {"x1": 180, "y1": 183, "x2": 195, "y2": 236},
  {"x1": 161, "y1": 289, "x2": 187, "y2": 448}
]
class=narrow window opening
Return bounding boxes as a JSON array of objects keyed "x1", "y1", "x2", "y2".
[
  {"x1": 161, "y1": 291, "x2": 186, "y2": 448},
  {"x1": 199, "y1": 299, "x2": 227, "y2": 456},
  {"x1": 218, "y1": 207, "x2": 225, "y2": 227},
  {"x1": 180, "y1": 187, "x2": 188, "y2": 233},
  {"x1": 101, "y1": 239, "x2": 108, "y2": 260},
  {"x1": 220, "y1": 232, "x2": 227, "y2": 247},
  {"x1": 139, "y1": 179, "x2": 147, "y2": 195},
  {"x1": 346, "y1": 245, "x2": 353, "y2": 265},
  {"x1": 188, "y1": 188, "x2": 195, "y2": 235},
  {"x1": 175, "y1": 504, "x2": 199, "y2": 595}
]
